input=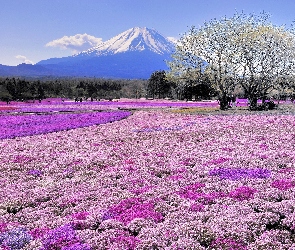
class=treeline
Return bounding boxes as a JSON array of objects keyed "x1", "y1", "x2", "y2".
[
  {"x1": 0, "y1": 77, "x2": 148, "y2": 102},
  {"x1": 0, "y1": 73, "x2": 218, "y2": 103}
]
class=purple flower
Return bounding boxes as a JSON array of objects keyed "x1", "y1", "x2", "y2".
[
  {"x1": 63, "y1": 168, "x2": 74, "y2": 178},
  {"x1": 27, "y1": 169, "x2": 43, "y2": 177},
  {"x1": 209, "y1": 168, "x2": 271, "y2": 180},
  {"x1": 61, "y1": 242, "x2": 92, "y2": 250},
  {"x1": 41, "y1": 224, "x2": 80, "y2": 250},
  {"x1": 101, "y1": 211, "x2": 115, "y2": 221},
  {"x1": 0, "y1": 111, "x2": 131, "y2": 139},
  {"x1": 0, "y1": 227, "x2": 32, "y2": 249}
]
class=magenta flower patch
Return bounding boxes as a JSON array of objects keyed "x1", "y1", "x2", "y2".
[
  {"x1": 229, "y1": 186, "x2": 257, "y2": 201},
  {"x1": 177, "y1": 183, "x2": 206, "y2": 199},
  {"x1": 104, "y1": 198, "x2": 163, "y2": 225},
  {"x1": 111, "y1": 233, "x2": 140, "y2": 250},
  {"x1": 30, "y1": 227, "x2": 50, "y2": 240},
  {"x1": 271, "y1": 179, "x2": 295, "y2": 190},
  {"x1": 71, "y1": 212, "x2": 89, "y2": 220},
  {"x1": 199, "y1": 192, "x2": 228, "y2": 204},
  {"x1": 190, "y1": 203, "x2": 205, "y2": 212},
  {"x1": 0, "y1": 223, "x2": 7, "y2": 233}
]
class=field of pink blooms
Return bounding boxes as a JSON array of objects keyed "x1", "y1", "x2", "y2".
[{"x1": 1, "y1": 99, "x2": 295, "y2": 249}]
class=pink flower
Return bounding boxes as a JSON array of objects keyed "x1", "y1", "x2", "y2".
[
  {"x1": 167, "y1": 175, "x2": 183, "y2": 181},
  {"x1": 71, "y1": 212, "x2": 89, "y2": 220},
  {"x1": 106, "y1": 198, "x2": 163, "y2": 225},
  {"x1": 111, "y1": 233, "x2": 140, "y2": 250},
  {"x1": 0, "y1": 222, "x2": 7, "y2": 233},
  {"x1": 229, "y1": 186, "x2": 257, "y2": 201},
  {"x1": 190, "y1": 203, "x2": 205, "y2": 212},
  {"x1": 271, "y1": 179, "x2": 295, "y2": 190},
  {"x1": 211, "y1": 237, "x2": 247, "y2": 249},
  {"x1": 30, "y1": 227, "x2": 50, "y2": 239}
]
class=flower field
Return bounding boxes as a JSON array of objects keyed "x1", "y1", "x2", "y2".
[{"x1": 1, "y1": 100, "x2": 295, "y2": 249}]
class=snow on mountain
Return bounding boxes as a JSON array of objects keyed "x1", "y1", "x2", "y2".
[{"x1": 75, "y1": 27, "x2": 175, "y2": 57}]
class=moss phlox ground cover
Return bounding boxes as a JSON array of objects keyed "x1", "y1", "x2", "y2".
[{"x1": 1, "y1": 105, "x2": 295, "y2": 249}]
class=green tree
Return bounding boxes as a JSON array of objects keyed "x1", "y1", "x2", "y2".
[
  {"x1": 147, "y1": 70, "x2": 171, "y2": 99},
  {"x1": 0, "y1": 84, "x2": 12, "y2": 103}
]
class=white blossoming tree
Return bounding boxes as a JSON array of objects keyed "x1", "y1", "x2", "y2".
[
  {"x1": 167, "y1": 12, "x2": 295, "y2": 110},
  {"x1": 232, "y1": 13, "x2": 295, "y2": 109}
]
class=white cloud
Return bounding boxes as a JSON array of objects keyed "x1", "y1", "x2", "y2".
[
  {"x1": 15, "y1": 55, "x2": 34, "y2": 64},
  {"x1": 46, "y1": 33, "x2": 103, "y2": 53}
]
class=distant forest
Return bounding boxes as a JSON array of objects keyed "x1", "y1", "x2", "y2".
[
  {"x1": 0, "y1": 77, "x2": 147, "y2": 102},
  {"x1": 0, "y1": 71, "x2": 217, "y2": 102}
]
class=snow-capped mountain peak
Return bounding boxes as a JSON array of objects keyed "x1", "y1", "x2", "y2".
[
  {"x1": 36, "y1": 27, "x2": 174, "y2": 79},
  {"x1": 75, "y1": 27, "x2": 175, "y2": 57}
]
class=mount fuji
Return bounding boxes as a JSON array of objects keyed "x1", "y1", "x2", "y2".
[
  {"x1": 74, "y1": 27, "x2": 175, "y2": 57},
  {"x1": 5, "y1": 27, "x2": 172, "y2": 79},
  {"x1": 0, "y1": 27, "x2": 176, "y2": 79}
]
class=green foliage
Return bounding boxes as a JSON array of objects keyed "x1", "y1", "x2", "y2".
[
  {"x1": 0, "y1": 77, "x2": 147, "y2": 101},
  {"x1": 147, "y1": 70, "x2": 172, "y2": 99}
]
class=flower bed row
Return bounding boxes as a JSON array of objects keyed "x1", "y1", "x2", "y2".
[{"x1": 0, "y1": 111, "x2": 131, "y2": 139}]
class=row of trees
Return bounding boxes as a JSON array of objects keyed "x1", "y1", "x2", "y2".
[
  {"x1": 167, "y1": 12, "x2": 295, "y2": 110},
  {"x1": 0, "y1": 77, "x2": 148, "y2": 102},
  {"x1": 0, "y1": 73, "x2": 217, "y2": 103}
]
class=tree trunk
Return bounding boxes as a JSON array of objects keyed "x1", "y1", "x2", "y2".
[
  {"x1": 219, "y1": 95, "x2": 228, "y2": 110},
  {"x1": 248, "y1": 97, "x2": 258, "y2": 110}
]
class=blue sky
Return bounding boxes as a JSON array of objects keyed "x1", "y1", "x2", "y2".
[{"x1": 1, "y1": 0, "x2": 295, "y2": 66}]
